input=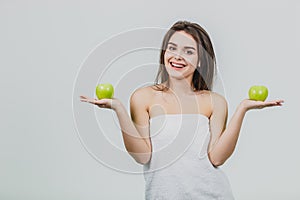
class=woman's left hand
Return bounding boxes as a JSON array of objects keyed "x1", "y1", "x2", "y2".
[
  {"x1": 79, "y1": 95, "x2": 122, "y2": 111},
  {"x1": 240, "y1": 99, "x2": 284, "y2": 111}
]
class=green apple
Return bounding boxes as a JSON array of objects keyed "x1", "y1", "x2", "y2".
[
  {"x1": 95, "y1": 83, "x2": 114, "y2": 99},
  {"x1": 248, "y1": 85, "x2": 268, "y2": 101}
]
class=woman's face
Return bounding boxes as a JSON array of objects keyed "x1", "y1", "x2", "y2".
[{"x1": 164, "y1": 31, "x2": 199, "y2": 81}]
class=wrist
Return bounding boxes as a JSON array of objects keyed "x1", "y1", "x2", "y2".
[
  {"x1": 238, "y1": 100, "x2": 249, "y2": 113},
  {"x1": 111, "y1": 99, "x2": 124, "y2": 112}
]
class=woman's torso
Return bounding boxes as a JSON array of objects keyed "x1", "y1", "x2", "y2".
[{"x1": 138, "y1": 85, "x2": 234, "y2": 199}]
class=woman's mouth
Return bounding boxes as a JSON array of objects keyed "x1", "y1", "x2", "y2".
[{"x1": 170, "y1": 62, "x2": 186, "y2": 70}]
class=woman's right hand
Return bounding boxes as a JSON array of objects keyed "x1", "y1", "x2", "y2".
[
  {"x1": 239, "y1": 99, "x2": 284, "y2": 111},
  {"x1": 79, "y1": 95, "x2": 121, "y2": 111}
]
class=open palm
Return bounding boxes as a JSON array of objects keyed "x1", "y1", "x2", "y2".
[
  {"x1": 241, "y1": 99, "x2": 284, "y2": 111},
  {"x1": 79, "y1": 95, "x2": 120, "y2": 110}
]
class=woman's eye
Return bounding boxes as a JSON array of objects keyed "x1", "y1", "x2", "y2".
[
  {"x1": 168, "y1": 46, "x2": 176, "y2": 51},
  {"x1": 185, "y1": 50, "x2": 194, "y2": 55}
]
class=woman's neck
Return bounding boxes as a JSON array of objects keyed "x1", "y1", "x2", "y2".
[{"x1": 167, "y1": 77, "x2": 194, "y2": 96}]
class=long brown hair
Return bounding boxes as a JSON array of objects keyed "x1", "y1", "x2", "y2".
[{"x1": 154, "y1": 21, "x2": 216, "y2": 91}]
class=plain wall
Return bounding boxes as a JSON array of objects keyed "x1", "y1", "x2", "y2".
[{"x1": 1, "y1": 0, "x2": 299, "y2": 199}]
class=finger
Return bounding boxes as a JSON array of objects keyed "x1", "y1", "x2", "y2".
[
  {"x1": 93, "y1": 98, "x2": 109, "y2": 104},
  {"x1": 79, "y1": 96, "x2": 92, "y2": 101},
  {"x1": 262, "y1": 101, "x2": 283, "y2": 107},
  {"x1": 80, "y1": 95, "x2": 89, "y2": 99},
  {"x1": 81, "y1": 98, "x2": 97, "y2": 104},
  {"x1": 275, "y1": 100, "x2": 284, "y2": 105},
  {"x1": 275, "y1": 99, "x2": 284, "y2": 103},
  {"x1": 91, "y1": 98, "x2": 109, "y2": 105},
  {"x1": 271, "y1": 100, "x2": 284, "y2": 105},
  {"x1": 80, "y1": 97, "x2": 89, "y2": 102},
  {"x1": 80, "y1": 99, "x2": 93, "y2": 103}
]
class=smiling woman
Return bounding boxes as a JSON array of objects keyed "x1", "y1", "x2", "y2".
[
  {"x1": 80, "y1": 20, "x2": 283, "y2": 200},
  {"x1": 155, "y1": 21, "x2": 216, "y2": 92},
  {"x1": 164, "y1": 31, "x2": 199, "y2": 79}
]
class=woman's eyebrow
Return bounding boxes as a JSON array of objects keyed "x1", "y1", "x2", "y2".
[
  {"x1": 167, "y1": 42, "x2": 196, "y2": 50},
  {"x1": 167, "y1": 42, "x2": 177, "y2": 46}
]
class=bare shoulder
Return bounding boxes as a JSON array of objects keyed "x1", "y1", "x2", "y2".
[
  {"x1": 130, "y1": 85, "x2": 155, "y2": 99},
  {"x1": 210, "y1": 91, "x2": 227, "y2": 103},
  {"x1": 209, "y1": 91, "x2": 228, "y2": 111},
  {"x1": 130, "y1": 85, "x2": 156, "y2": 107}
]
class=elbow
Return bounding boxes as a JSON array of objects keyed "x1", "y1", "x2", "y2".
[
  {"x1": 136, "y1": 158, "x2": 150, "y2": 165},
  {"x1": 211, "y1": 159, "x2": 225, "y2": 167},
  {"x1": 130, "y1": 153, "x2": 152, "y2": 165},
  {"x1": 208, "y1": 154, "x2": 225, "y2": 167},
  {"x1": 125, "y1": 144, "x2": 152, "y2": 165}
]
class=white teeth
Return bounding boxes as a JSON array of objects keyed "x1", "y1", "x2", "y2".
[{"x1": 171, "y1": 62, "x2": 185, "y2": 68}]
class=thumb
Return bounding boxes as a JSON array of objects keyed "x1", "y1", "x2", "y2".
[{"x1": 97, "y1": 98, "x2": 112, "y2": 104}]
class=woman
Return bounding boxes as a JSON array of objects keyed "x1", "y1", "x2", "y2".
[{"x1": 80, "y1": 21, "x2": 283, "y2": 199}]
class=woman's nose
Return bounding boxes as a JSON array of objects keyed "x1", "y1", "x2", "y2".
[{"x1": 173, "y1": 51, "x2": 183, "y2": 60}]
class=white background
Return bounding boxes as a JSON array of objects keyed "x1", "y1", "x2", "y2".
[{"x1": 1, "y1": 0, "x2": 299, "y2": 199}]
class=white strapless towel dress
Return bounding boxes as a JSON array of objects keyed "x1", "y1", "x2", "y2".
[{"x1": 143, "y1": 114, "x2": 235, "y2": 200}]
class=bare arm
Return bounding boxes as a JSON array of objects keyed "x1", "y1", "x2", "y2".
[
  {"x1": 79, "y1": 88, "x2": 152, "y2": 165},
  {"x1": 207, "y1": 93, "x2": 283, "y2": 167}
]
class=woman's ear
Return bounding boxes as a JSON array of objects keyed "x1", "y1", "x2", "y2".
[
  {"x1": 197, "y1": 61, "x2": 201, "y2": 68},
  {"x1": 198, "y1": 58, "x2": 201, "y2": 66}
]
